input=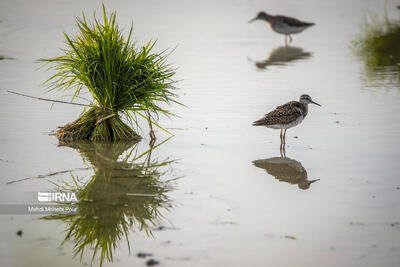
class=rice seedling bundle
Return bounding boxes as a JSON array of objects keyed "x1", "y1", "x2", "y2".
[{"x1": 41, "y1": 5, "x2": 178, "y2": 142}]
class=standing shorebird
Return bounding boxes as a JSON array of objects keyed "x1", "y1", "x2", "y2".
[
  {"x1": 249, "y1": 12, "x2": 315, "y2": 44},
  {"x1": 253, "y1": 94, "x2": 321, "y2": 146}
]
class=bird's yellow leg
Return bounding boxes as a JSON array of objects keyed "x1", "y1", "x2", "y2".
[
  {"x1": 283, "y1": 129, "x2": 287, "y2": 145},
  {"x1": 280, "y1": 129, "x2": 285, "y2": 157}
]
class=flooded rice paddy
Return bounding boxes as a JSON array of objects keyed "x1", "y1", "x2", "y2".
[{"x1": 1, "y1": 0, "x2": 400, "y2": 266}]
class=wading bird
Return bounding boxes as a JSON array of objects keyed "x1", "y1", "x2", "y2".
[
  {"x1": 252, "y1": 94, "x2": 321, "y2": 146},
  {"x1": 249, "y1": 11, "x2": 315, "y2": 44}
]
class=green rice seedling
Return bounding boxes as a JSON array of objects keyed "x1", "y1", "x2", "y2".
[
  {"x1": 41, "y1": 5, "x2": 179, "y2": 142},
  {"x1": 352, "y1": 11, "x2": 400, "y2": 82},
  {"x1": 42, "y1": 141, "x2": 174, "y2": 266}
]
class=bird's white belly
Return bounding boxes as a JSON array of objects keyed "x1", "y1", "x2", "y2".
[
  {"x1": 272, "y1": 24, "x2": 307, "y2": 34},
  {"x1": 267, "y1": 116, "x2": 304, "y2": 130}
]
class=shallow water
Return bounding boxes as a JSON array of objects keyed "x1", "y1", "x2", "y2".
[{"x1": 1, "y1": 0, "x2": 400, "y2": 266}]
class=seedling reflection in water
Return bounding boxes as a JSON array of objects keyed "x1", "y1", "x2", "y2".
[{"x1": 42, "y1": 140, "x2": 176, "y2": 266}]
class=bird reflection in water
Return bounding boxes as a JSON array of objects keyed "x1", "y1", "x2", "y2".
[
  {"x1": 41, "y1": 140, "x2": 176, "y2": 266},
  {"x1": 253, "y1": 156, "x2": 319, "y2": 190},
  {"x1": 254, "y1": 46, "x2": 312, "y2": 70}
]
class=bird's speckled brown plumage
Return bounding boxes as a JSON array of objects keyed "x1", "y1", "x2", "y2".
[{"x1": 253, "y1": 101, "x2": 307, "y2": 127}]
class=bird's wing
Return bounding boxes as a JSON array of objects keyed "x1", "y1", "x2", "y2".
[
  {"x1": 277, "y1": 15, "x2": 315, "y2": 27},
  {"x1": 253, "y1": 101, "x2": 303, "y2": 126}
]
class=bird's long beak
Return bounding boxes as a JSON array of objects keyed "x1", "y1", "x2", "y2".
[
  {"x1": 248, "y1": 17, "x2": 257, "y2": 23},
  {"x1": 311, "y1": 100, "x2": 321, "y2": 107}
]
